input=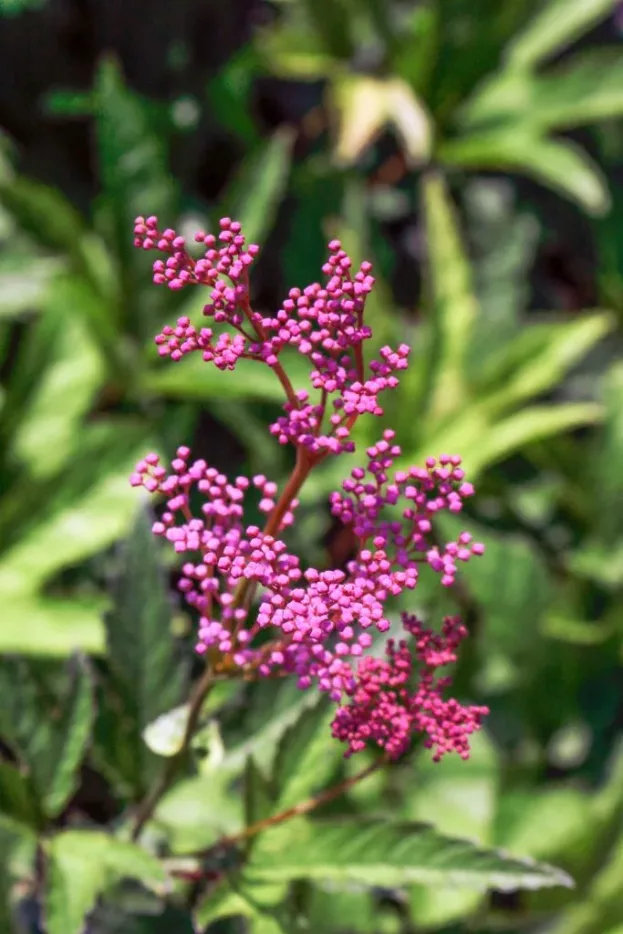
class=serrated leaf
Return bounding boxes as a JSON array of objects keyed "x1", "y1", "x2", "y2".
[
  {"x1": 44, "y1": 831, "x2": 166, "y2": 934},
  {"x1": 103, "y1": 509, "x2": 187, "y2": 794},
  {"x1": 475, "y1": 314, "x2": 613, "y2": 416},
  {"x1": 271, "y1": 696, "x2": 337, "y2": 809},
  {"x1": 505, "y1": 0, "x2": 615, "y2": 71},
  {"x1": 0, "y1": 657, "x2": 93, "y2": 816},
  {"x1": 440, "y1": 132, "x2": 611, "y2": 216},
  {"x1": 44, "y1": 657, "x2": 95, "y2": 818},
  {"x1": 247, "y1": 817, "x2": 574, "y2": 891},
  {"x1": 420, "y1": 170, "x2": 477, "y2": 423},
  {"x1": 408, "y1": 731, "x2": 499, "y2": 927}
]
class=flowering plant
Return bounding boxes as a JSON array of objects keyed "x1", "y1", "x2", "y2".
[{"x1": 131, "y1": 214, "x2": 487, "y2": 800}]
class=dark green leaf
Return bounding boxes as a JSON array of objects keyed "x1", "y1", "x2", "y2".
[
  {"x1": 94, "y1": 56, "x2": 176, "y2": 273},
  {"x1": 0, "y1": 762, "x2": 41, "y2": 830},
  {"x1": 44, "y1": 657, "x2": 95, "y2": 819},
  {"x1": 218, "y1": 128, "x2": 295, "y2": 248},
  {"x1": 103, "y1": 509, "x2": 187, "y2": 795}
]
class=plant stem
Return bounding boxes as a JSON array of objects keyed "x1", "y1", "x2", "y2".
[
  {"x1": 131, "y1": 663, "x2": 215, "y2": 841},
  {"x1": 210, "y1": 757, "x2": 384, "y2": 851}
]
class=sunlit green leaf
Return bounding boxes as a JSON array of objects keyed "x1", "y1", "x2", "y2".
[
  {"x1": 505, "y1": 0, "x2": 615, "y2": 70},
  {"x1": 420, "y1": 170, "x2": 477, "y2": 423},
  {"x1": 440, "y1": 131, "x2": 611, "y2": 216},
  {"x1": 271, "y1": 696, "x2": 337, "y2": 809},
  {"x1": 474, "y1": 314, "x2": 613, "y2": 416},
  {"x1": 246, "y1": 817, "x2": 574, "y2": 890},
  {"x1": 44, "y1": 830, "x2": 166, "y2": 934}
]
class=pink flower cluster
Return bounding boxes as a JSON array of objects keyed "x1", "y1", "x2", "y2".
[
  {"x1": 134, "y1": 215, "x2": 409, "y2": 458},
  {"x1": 332, "y1": 615, "x2": 488, "y2": 760},
  {"x1": 131, "y1": 215, "x2": 488, "y2": 762}
]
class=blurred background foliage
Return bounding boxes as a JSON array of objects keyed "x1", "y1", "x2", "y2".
[{"x1": 1, "y1": 0, "x2": 623, "y2": 931}]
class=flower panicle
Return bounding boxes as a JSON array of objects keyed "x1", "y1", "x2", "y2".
[{"x1": 131, "y1": 215, "x2": 487, "y2": 763}]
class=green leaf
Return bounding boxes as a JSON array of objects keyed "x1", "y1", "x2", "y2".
[
  {"x1": 590, "y1": 362, "x2": 623, "y2": 543},
  {"x1": 474, "y1": 314, "x2": 614, "y2": 417},
  {"x1": 466, "y1": 403, "x2": 603, "y2": 473},
  {"x1": 0, "y1": 423, "x2": 153, "y2": 599},
  {"x1": 0, "y1": 595, "x2": 106, "y2": 656},
  {"x1": 142, "y1": 353, "x2": 300, "y2": 402},
  {"x1": 194, "y1": 879, "x2": 288, "y2": 933},
  {"x1": 245, "y1": 756, "x2": 274, "y2": 827},
  {"x1": 408, "y1": 731, "x2": 499, "y2": 926},
  {"x1": 505, "y1": 0, "x2": 616, "y2": 70},
  {"x1": 0, "y1": 254, "x2": 63, "y2": 319},
  {"x1": 440, "y1": 132, "x2": 611, "y2": 216},
  {"x1": 44, "y1": 830, "x2": 166, "y2": 934},
  {"x1": 154, "y1": 774, "x2": 241, "y2": 854},
  {"x1": 462, "y1": 48, "x2": 623, "y2": 132},
  {"x1": 103, "y1": 509, "x2": 187, "y2": 795},
  {"x1": 10, "y1": 295, "x2": 105, "y2": 479},
  {"x1": 142, "y1": 703, "x2": 190, "y2": 758},
  {"x1": 0, "y1": 176, "x2": 115, "y2": 304},
  {"x1": 43, "y1": 657, "x2": 95, "y2": 818},
  {"x1": 246, "y1": 817, "x2": 574, "y2": 890},
  {"x1": 420, "y1": 170, "x2": 477, "y2": 423},
  {"x1": 94, "y1": 56, "x2": 176, "y2": 271},
  {"x1": 0, "y1": 657, "x2": 93, "y2": 818},
  {"x1": 0, "y1": 816, "x2": 37, "y2": 934},
  {"x1": 218, "y1": 127, "x2": 295, "y2": 246},
  {"x1": 271, "y1": 696, "x2": 337, "y2": 809},
  {"x1": 0, "y1": 762, "x2": 41, "y2": 829}
]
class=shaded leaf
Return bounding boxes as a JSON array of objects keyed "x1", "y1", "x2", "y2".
[
  {"x1": 44, "y1": 657, "x2": 95, "y2": 818},
  {"x1": 103, "y1": 509, "x2": 187, "y2": 795},
  {"x1": 218, "y1": 128, "x2": 295, "y2": 246},
  {"x1": 0, "y1": 762, "x2": 41, "y2": 830}
]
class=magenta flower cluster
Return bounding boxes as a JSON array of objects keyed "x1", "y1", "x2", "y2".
[{"x1": 131, "y1": 215, "x2": 487, "y2": 762}]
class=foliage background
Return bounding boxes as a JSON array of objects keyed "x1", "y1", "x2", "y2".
[{"x1": 1, "y1": 0, "x2": 623, "y2": 932}]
